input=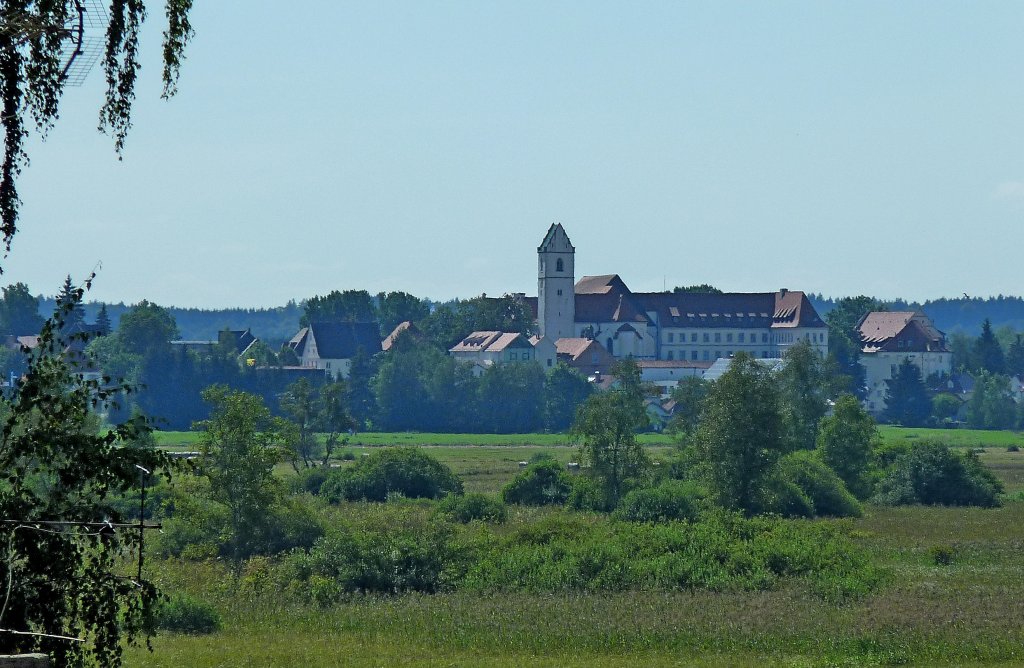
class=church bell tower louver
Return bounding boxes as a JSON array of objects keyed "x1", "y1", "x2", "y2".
[{"x1": 537, "y1": 223, "x2": 575, "y2": 340}]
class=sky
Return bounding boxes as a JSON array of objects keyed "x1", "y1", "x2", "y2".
[{"x1": 7, "y1": 1, "x2": 1024, "y2": 308}]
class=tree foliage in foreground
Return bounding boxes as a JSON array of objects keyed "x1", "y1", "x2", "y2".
[
  {"x1": 571, "y1": 359, "x2": 651, "y2": 508},
  {"x1": 0, "y1": 281, "x2": 170, "y2": 666},
  {"x1": 0, "y1": 1, "x2": 194, "y2": 259},
  {"x1": 194, "y1": 386, "x2": 291, "y2": 564},
  {"x1": 693, "y1": 353, "x2": 789, "y2": 514}
]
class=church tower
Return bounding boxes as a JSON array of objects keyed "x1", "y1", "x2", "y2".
[{"x1": 538, "y1": 223, "x2": 575, "y2": 340}]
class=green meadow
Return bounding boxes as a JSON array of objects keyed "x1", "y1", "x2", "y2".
[{"x1": 128, "y1": 427, "x2": 1024, "y2": 667}]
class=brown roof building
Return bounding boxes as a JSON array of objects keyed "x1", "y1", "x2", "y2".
[{"x1": 530, "y1": 224, "x2": 828, "y2": 363}]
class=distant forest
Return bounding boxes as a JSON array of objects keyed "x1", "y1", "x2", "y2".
[{"x1": 32, "y1": 293, "x2": 1024, "y2": 346}]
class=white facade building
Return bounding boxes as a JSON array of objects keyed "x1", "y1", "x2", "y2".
[
  {"x1": 858, "y1": 311, "x2": 952, "y2": 413},
  {"x1": 529, "y1": 225, "x2": 829, "y2": 364}
]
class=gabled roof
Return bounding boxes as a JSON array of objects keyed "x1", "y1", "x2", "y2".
[
  {"x1": 487, "y1": 332, "x2": 531, "y2": 351},
  {"x1": 635, "y1": 290, "x2": 824, "y2": 329},
  {"x1": 449, "y1": 331, "x2": 531, "y2": 353},
  {"x1": 575, "y1": 274, "x2": 627, "y2": 295},
  {"x1": 858, "y1": 311, "x2": 948, "y2": 353},
  {"x1": 554, "y1": 337, "x2": 598, "y2": 360},
  {"x1": 538, "y1": 223, "x2": 574, "y2": 252},
  {"x1": 449, "y1": 331, "x2": 503, "y2": 352},
  {"x1": 291, "y1": 321, "x2": 381, "y2": 359},
  {"x1": 382, "y1": 321, "x2": 421, "y2": 352}
]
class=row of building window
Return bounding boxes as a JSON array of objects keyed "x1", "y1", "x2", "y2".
[
  {"x1": 663, "y1": 330, "x2": 827, "y2": 345},
  {"x1": 665, "y1": 350, "x2": 774, "y2": 361},
  {"x1": 665, "y1": 331, "x2": 772, "y2": 344},
  {"x1": 508, "y1": 352, "x2": 532, "y2": 361}
]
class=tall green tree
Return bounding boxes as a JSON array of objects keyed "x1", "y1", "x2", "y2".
[
  {"x1": 972, "y1": 319, "x2": 1006, "y2": 374},
  {"x1": 882, "y1": 359, "x2": 931, "y2": 427},
  {"x1": 542, "y1": 362, "x2": 593, "y2": 432},
  {"x1": 56, "y1": 274, "x2": 85, "y2": 331},
  {"x1": 1006, "y1": 334, "x2": 1024, "y2": 378},
  {"x1": 824, "y1": 296, "x2": 883, "y2": 397},
  {"x1": 477, "y1": 362, "x2": 544, "y2": 433},
  {"x1": 571, "y1": 359, "x2": 651, "y2": 508},
  {"x1": 95, "y1": 303, "x2": 112, "y2": 336},
  {"x1": 967, "y1": 372, "x2": 1016, "y2": 430},
  {"x1": 346, "y1": 346, "x2": 377, "y2": 428},
  {"x1": 779, "y1": 340, "x2": 828, "y2": 450},
  {"x1": 301, "y1": 289, "x2": 377, "y2": 326},
  {"x1": 816, "y1": 394, "x2": 877, "y2": 499},
  {"x1": 117, "y1": 300, "x2": 178, "y2": 356},
  {"x1": 279, "y1": 378, "x2": 319, "y2": 469},
  {"x1": 317, "y1": 380, "x2": 355, "y2": 465},
  {"x1": 693, "y1": 353, "x2": 787, "y2": 513},
  {"x1": 194, "y1": 386, "x2": 289, "y2": 565},
  {"x1": 0, "y1": 281, "x2": 43, "y2": 335},
  {"x1": 666, "y1": 375, "x2": 710, "y2": 439},
  {"x1": 0, "y1": 1, "x2": 193, "y2": 260},
  {"x1": 0, "y1": 280, "x2": 170, "y2": 666},
  {"x1": 377, "y1": 291, "x2": 430, "y2": 335}
]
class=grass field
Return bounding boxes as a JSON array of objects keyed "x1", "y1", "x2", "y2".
[
  {"x1": 153, "y1": 430, "x2": 676, "y2": 449},
  {"x1": 126, "y1": 428, "x2": 1024, "y2": 667},
  {"x1": 877, "y1": 425, "x2": 1024, "y2": 449}
]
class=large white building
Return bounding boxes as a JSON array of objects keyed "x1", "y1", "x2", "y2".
[
  {"x1": 858, "y1": 311, "x2": 952, "y2": 413},
  {"x1": 528, "y1": 224, "x2": 829, "y2": 363}
]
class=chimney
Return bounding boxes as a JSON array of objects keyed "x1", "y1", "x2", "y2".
[{"x1": 779, "y1": 288, "x2": 788, "y2": 297}]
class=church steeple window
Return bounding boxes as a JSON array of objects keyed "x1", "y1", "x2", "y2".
[{"x1": 556, "y1": 258, "x2": 564, "y2": 272}]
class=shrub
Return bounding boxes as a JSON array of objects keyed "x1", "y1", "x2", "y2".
[
  {"x1": 290, "y1": 466, "x2": 331, "y2": 495},
  {"x1": 438, "y1": 493, "x2": 507, "y2": 523},
  {"x1": 502, "y1": 460, "x2": 573, "y2": 506},
  {"x1": 155, "y1": 593, "x2": 221, "y2": 634},
  {"x1": 320, "y1": 447, "x2": 463, "y2": 502},
  {"x1": 929, "y1": 544, "x2": 956, "y2": 566},
  {"x1": 566, "y1": 475, "x2": 608, "y2": 512},
  {"x1": 288, "y1": 520, "x2": 460, "y2": 600},
  {"x1": 766, "y1": 451, "x2": 862, "y2": 518},
  {"x1": 613, "y1": 480, "x2": 707, "y2": 523},
  {"x1": 873, "y1": 441, "x2": 1002, "y2": 507}
]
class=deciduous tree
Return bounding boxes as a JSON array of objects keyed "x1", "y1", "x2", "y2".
[
  {"x1": 194, "y1": 386, "x2": 289, "y2": 565},
  {"x1": 693, "y1": 353, "x2": 787, "y2": 513},
  {"x1": 571, "y1": 359, "x2": 650, "y2": 508},
  {"x1": 816, "y1": 394, "x2": 876, "y2": 499}
]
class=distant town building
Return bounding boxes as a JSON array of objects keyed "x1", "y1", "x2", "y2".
[
  {"x1": 858, "y1": 310, "x2": 952, "y2": 413},
  {"x1": 449, "y1": 331, "x2": 536, "y2": 375},
  {"x1": 528, "y1": 224, "x2": 828, "y2": 363},
  {"x1": 287, "y1": 321, "x2": 381, "y2": 379}
]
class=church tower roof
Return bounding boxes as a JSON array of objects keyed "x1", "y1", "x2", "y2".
[{"x1": 538, "y1": 223, "x2": 574, "y2": 252}]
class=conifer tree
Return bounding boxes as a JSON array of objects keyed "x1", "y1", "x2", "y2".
[
  {"x1": 95, "y1": 304, "x2": 112, "y2": 336},
  {"x1": 972, "y1": 319, "x2": 1006, "y2": 374},
  {"x1": 883, "y1": 359, "x2": 931, "y2": 427}
]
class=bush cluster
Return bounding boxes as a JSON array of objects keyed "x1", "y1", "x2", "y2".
[
  {"x1": 872, "y1": 441, "x2": 1003, "y2": 507},
  {"x1": 155, "y1": 593, "x2": 222, "y2": 634},
  {"x1": 502, "y1": 461, "x2": 573, "y2": 506},
  {"x1": 765, "y1": 452, "x2": 863, "y2": 518},
  {"x1": 281, "y1": 518, "x2": 461, "y2": 603},
  {"x1": 321, "y1": 448, "x2": 463, "y2": 502},
  {"x1": 437, "y1": 493, "x2": 507, "y2": 524},
  {"x1": 613, "y1": 480, "x2": 708, "y2": 523}
]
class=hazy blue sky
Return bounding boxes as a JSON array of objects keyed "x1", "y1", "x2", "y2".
[{"x1": 8, "y1": 2, "x2": 1024, "y2": 307}]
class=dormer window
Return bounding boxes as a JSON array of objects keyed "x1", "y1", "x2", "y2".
[{"x1": 556, "y1": 258, "x2": 564, "y2": 272}]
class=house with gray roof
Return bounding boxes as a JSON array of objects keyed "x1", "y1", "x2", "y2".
[{"x1": 287, "y1": 321, "x2": 381, "y2": 379}]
